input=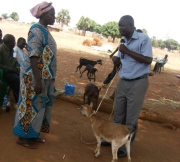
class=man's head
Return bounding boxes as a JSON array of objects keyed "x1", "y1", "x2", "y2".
[
  {"x1": 118, "y1": 15, "x2": 135, "y2": 38},
  {"x1": 17, "y1": 37, "x2": 27, "y2": 49},
  {"x1": 0, "y1": 29, "x2": 2, "y2": 39},
  {"x1": 3, "y1": 34, "x2": 16, "y2": 49},
  {"x1": 165, "y1": 54, "x2": 168, "y2": 59}
]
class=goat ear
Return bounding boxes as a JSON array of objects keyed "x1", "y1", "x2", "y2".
[{"x1": 80, "y1": 105, "x2": 86, "y2": 109}]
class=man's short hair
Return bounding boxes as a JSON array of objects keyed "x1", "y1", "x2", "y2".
[
  {"x1": 17, "y1": 37, "x2": 26, "y2": 46},
  {"x1": 3, "y1": 34, "x2": 15, "y2": 44},
  {"x1": 121, "y1": 15, "x2": 134, "y2": 26}
]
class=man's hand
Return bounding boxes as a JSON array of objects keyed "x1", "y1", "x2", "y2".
[
  {"x1": 112, "y1": 56, "x2": 121, "y2": 66},
  {"x1": 34, "y1": 79, "x2": 42, "y2": 94},
  {"x1": 119, "y1": 44, "x2": 130, "y2": 54},
  {"x1": 109, "y1": 53, "x2": 114, "y2": 58}
]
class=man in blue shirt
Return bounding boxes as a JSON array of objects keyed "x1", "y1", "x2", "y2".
[{"x1": 102, "y1": 15, "x2": 153, "y2": 157}]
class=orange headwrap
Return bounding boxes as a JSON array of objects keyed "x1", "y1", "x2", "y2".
[{"x1": 30, "y1": 1, "x2": 53, "y2": 18}]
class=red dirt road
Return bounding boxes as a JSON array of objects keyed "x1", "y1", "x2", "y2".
[
  {"x1": 0, "y1": 49, "x2": 180, "y2": 162},
  {"x1": 0, "y1": 100, "x2": 180, "y2": 162}
]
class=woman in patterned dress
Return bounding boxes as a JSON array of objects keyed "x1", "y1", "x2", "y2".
[{"x1": 13, "y1": 1, "x2": 57, "y2": 149}]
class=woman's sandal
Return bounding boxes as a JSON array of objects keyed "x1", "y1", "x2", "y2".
[
  {"x1": 35, "y1": 137, "x2": 45, "y2": 143},
  {"x1": 16, "y1": 139, "x2": 38, "y2": 149}
]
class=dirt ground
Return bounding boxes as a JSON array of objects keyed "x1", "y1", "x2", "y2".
[
  {"x1": 0, "y1": 49, "x2": 180, "y2": 162},
  {"x1": 0, "y1": 21, "x2": 180, "y2": 162}
]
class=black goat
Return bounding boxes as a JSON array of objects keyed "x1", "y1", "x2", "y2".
[
  {"x1": 76, "y1": 57, "x2": 102, "y2": 74},
  {"x1": 84, "y1": 83, "x2": 101, "y2": 108},
  {"x1": 80, "y1": 64, "x2": 98, "y2": 82}
]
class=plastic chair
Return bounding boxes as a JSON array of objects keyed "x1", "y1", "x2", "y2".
[
  {"x1": 0, "y1": 69, "x2": 10, "y2": 106},
  {"x1": 155, "y1": 60, "x2": 168, "y2": 74}
]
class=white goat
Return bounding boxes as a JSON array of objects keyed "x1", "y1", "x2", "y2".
[{"x1": 80, "y1": 104, "x2": 136, "y2": 162}]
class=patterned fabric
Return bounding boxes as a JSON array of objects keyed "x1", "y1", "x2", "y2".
[{"x1": 13, "y1": 23, "x2": 57, "y2": 138}]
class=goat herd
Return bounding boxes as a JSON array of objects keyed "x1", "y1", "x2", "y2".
[
  {"x1": 76, "y1": 57, "x2": 102, "y2": 82},
  {"x1": 75, "y1": 57, "x2": 103, "y2": 109}
]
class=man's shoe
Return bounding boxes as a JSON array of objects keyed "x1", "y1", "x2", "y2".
[
  {"x1": 101, "y1": 140, "x2": 111, "y2": 146},
  {"x1": 117, "y1": 149, "x2": 127, "y2": 157}
]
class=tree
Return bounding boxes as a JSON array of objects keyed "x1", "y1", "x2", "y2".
[
  {"x1": 93, "y1": 24, "x2": 102, "y2": 34},
  {"x1": 151, "y1": 36, "x2": 158, "y2": 47},
  {"x1": 56, "y1": 9, "x2": 71, "y2": 29},
  {"x1": 142, "y1": 28, "x2": 148, "y2": 35},
  {"x1": 77, "y1": 16, "x2": 92, "y2": 36},
  {"x1": 9, "y1": 12, "x2": 19, "y2": 21},
  {"x1": 164, "y1": 39, "x2": 179, "y2": 51},
  {"x1": 101, "y1": 21, "x2": 120, "y2": 42},
  {"x1": 86, "y1": 20, "x2": 102, "y2": 34},
  {"x1": 157, "y1": 40, "x2": 166, "y2": 49},
  {"x1": 1, "y1": 13, "x2": 8, "y2": 19}
]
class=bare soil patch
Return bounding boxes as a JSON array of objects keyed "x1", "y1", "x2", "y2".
[{"x1": 0, "y1": 21, "x2": 180, "y2": 162}]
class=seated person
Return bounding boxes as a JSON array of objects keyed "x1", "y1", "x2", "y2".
[
  {"x1": 153, "y1": 54, "x2": 168, "y2": 72},
  {"x1": 0, "y1": 34, "x2": 20, "y2": 106},
  {"x1": 13, "y1": 37, "x2": 29, "y2": 66}
]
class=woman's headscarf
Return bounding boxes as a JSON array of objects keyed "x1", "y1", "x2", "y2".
[{"x1": 30, "y1": 1, "x2": 53, "y2": 18}]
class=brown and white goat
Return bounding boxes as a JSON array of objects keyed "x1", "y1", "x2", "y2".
[
  {"x1": 80, "y1": 64, "x2": 98, "y2": 82},
  {"x1": 84, "y1": 83, "x2": 101, "y2": 109},
  {"x1": 80, "y1": 104, "x2": 136, "y2": 162},
  {"x1": 76, "y1": 57, "x2": 102, "y2": 74}
]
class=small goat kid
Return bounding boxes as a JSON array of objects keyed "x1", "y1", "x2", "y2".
[
  {"x1": 76, "y1": 57, "x2": 102, "y2": 74},
  {"x1": 83, "y1": 83, "x2": 101, "y2": 109},
  {"x1": 81, "y1": 104, "x2": 136, "y2": 162},
  {"x1": 80, "y1": 64, "x2": 98, "y2": 82}
]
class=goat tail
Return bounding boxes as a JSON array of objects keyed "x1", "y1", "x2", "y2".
[{"x1": 128, "y1": 126, "x2": 137, "y2": 141}]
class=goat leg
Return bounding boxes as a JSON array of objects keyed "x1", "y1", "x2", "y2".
[
  {"x1": 94, "y1": 136, "x2": 101, "y2": 157},
  {"x1": 83, "y1": 93, "x2": 86, "y2": 104},
  {"x1": 87, "y1": 72, "x2": 91, "y2": 81},
  {"x1": 80, "y1": 69, "x2": 86, "y2": 78}
]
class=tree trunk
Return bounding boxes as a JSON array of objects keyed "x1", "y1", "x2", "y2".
[
  {"x1": 82, "y1": 27, "x2": 86, "y2": 36},
  {"x1": 112, "y1": 37, "x2": 115, "y2": 43}
]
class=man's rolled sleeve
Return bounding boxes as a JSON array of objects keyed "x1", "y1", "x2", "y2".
[{"x1": 140, "y1": 36, "x2": 152, "y2": 58}]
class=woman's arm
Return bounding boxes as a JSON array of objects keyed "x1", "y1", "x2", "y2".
[{"x1": 30, "y1": 56, "x2": 42, "y2": 94}]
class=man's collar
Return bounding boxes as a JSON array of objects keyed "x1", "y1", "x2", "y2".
[
  {"x1": 124, "y1": 30, "x2": 138, "y2": 43},
  {"x1": 131, "y1": 30, "x2": 139, "y2": 40}
]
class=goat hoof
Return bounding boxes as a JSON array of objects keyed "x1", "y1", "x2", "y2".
[
  {"x1": 111, "y1": 159, "x2": 117, "y2": 162},
  {"x1": 95, "y1": 153, "x2": 99, "y2": 157}
]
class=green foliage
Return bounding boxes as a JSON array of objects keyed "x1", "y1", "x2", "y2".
[
  {"x1": 101, "y1": 21, "x2": 120, "y2": 42},
  {"x1": 56, "y1": 9, "x2": 71, "y2": 28},
  {"x1": 9, "y1": 12, "x2": 19, "y2": 21},
  {"x1": 142, "y1": 28, "x2": 148, "y2": 35},
  {"x1": 157, "y1": 40, "x2": 166, "y2": 49},
  {"x1": 86, "y1": 20, "x2": 102, "y2": 34},
  {"x1": 163, "y1": 39, "x2": 179, "y2": 51},
  {"x1": 77, "y1": 16, "x2": 92, "y2": 36},
  {"x1": 93, "y1": 24, "x2": 102, "y2": 34},
  {"x1": 1, "y1": 13, "x2": 8, "y2": 19},
  {"x1": 151, "y1": 36, "x2": 159, "y2": 47}
]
